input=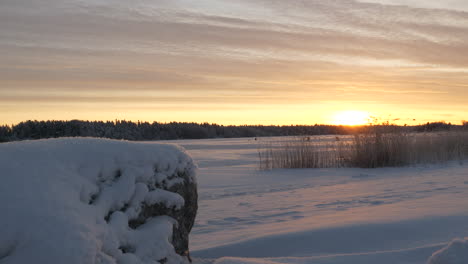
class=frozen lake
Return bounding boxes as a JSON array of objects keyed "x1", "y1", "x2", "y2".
[{"x1": 166, "y1": 136, "x2": 468, "y2": 264}]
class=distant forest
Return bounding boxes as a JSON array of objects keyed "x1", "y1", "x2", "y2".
[{"x1": 0, "y1": 120, "x2": 466, "y2": 143}]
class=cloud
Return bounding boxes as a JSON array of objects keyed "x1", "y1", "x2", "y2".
[
  {"x1": 357, "y1": 0, "x2": 468, "y2": 12},
  {"x1": 1, "y1": 0, "x2": 468, "y2": 124}
]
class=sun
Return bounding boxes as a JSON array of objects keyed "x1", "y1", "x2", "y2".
[{"x1": 332, "y1": 111, "x2": 371, "y2": 126}]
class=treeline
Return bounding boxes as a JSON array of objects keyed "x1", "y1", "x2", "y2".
[{"x1": 0, "y1": 120, "x2": 466, "y2": 143}]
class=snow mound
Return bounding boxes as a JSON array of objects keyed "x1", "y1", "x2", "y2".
[
  {"x1": 428, "y1": 238, "x2": 468, "y2": 264},
  {"x1": 0, "y1": 138, "x2": 197, "y2": 264}
]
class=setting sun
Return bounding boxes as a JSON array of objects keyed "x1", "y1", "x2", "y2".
[
  {"x1": 2, "y1": 1, "x2": 468, "y2": 263},
  {"x1": 332, "y1": 111, "x2": 371, "y2": 126}
]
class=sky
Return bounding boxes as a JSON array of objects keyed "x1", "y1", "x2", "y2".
[{"x1": 1, "y1": 0, "x2": 468, "y2": 125}]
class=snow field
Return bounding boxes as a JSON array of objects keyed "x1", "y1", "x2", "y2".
[{"x1": 169, "y1": 137, "x2": 468, "y2": 264}]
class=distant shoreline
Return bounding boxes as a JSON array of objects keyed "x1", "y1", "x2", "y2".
[{"x1": 1, "y1": 120, "x2": 466, "y2": 143}]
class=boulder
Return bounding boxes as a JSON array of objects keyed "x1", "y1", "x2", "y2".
[{"x1": 0, "y1": 138, "x2": 198, "y2": 264}]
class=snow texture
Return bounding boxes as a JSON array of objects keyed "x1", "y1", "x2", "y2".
[
  {"x1": 164, "y1": 137, "x2": 468, "y2": 264},
  {"x1": 0, "y1": 138, "x2": 196, "y2": 264},
  {"x1": 428, "y1": 238, "x2": 468, "y2": 264}
]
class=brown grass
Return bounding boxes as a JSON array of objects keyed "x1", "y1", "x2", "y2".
[
  {"x1": 258, "y1": 136, "x2": 349, "y2": 170},
  {"x1": 258, "y1": 131, "x2": 468, "y2": 169}
]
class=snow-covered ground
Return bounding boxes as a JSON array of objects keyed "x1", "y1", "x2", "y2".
[
  {"x1": 1, "y1": 136, "x2": 466, "y2": 264},
  {"x1": 168, "y1": 137, "x2": 468, "y2": 264}
]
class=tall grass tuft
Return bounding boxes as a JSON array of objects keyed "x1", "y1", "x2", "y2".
[
  {"x1": 349, "y1": 126, "x2": 410, "y2": 168},
  {"x1": 258, "y1": 130, "x2": 468, "y2": 169},
  {"x1": 258, "y1": 136, "x2": 349, "y2": 170}
]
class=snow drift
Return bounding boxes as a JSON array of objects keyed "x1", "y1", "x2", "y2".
[
  {"x1": 0, "y1": 138, "x2": 197, "y2": 264},
  {"x1": 428, "y1": 238, "x2": 468, "y2": 264}
]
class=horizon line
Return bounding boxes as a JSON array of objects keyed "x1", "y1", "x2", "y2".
[{"x1": 1, "y1": 119, "x2": 466, "y2": 127}]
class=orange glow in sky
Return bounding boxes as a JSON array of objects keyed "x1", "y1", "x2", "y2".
[
  {"x1": 1, "y1": 0, "x2": 468, "y2": 125},
  {"x1": 332, "y1": 111, "x2": 371, "y2": 126}
]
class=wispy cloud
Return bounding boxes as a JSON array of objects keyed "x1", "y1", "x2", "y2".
[{"x1": 1, "y1": 0, "x2": 468, "y2": 124}]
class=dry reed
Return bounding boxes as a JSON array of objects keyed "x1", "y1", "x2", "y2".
[{"x1": 258, "y1": 131, "x2": 468, "y2": 169}]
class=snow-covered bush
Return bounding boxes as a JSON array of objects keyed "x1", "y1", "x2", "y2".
[
  {"x1": 428, "y1": 238, "x2": 468, "y2": 264},
  {"x1": 0, "y1": 138, "x2": 197, "y2": 264}
]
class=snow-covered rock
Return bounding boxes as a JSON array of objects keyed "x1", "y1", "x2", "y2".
[
  {"x1": 428, "y1": 238, "x2": 468, "y2": 264},
  {"x1": 0, "y1": 138, "x2": 197, "y2": 264}
]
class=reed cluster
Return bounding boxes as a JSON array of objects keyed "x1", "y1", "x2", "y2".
[{"x1": 258, "y1": 130, "x2": 468, "y2": 169}]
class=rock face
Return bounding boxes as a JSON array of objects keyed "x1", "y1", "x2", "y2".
[{"x1": 129, "y1": 168, "x2": 198, "y2": 260}]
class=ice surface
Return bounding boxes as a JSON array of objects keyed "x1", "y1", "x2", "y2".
[
  {"x1": 163, "y1": 136, "x2": 468, "y2": 264},
  {"x1": 0, "y1": 138, "x2": 196, "y2": 264}
]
